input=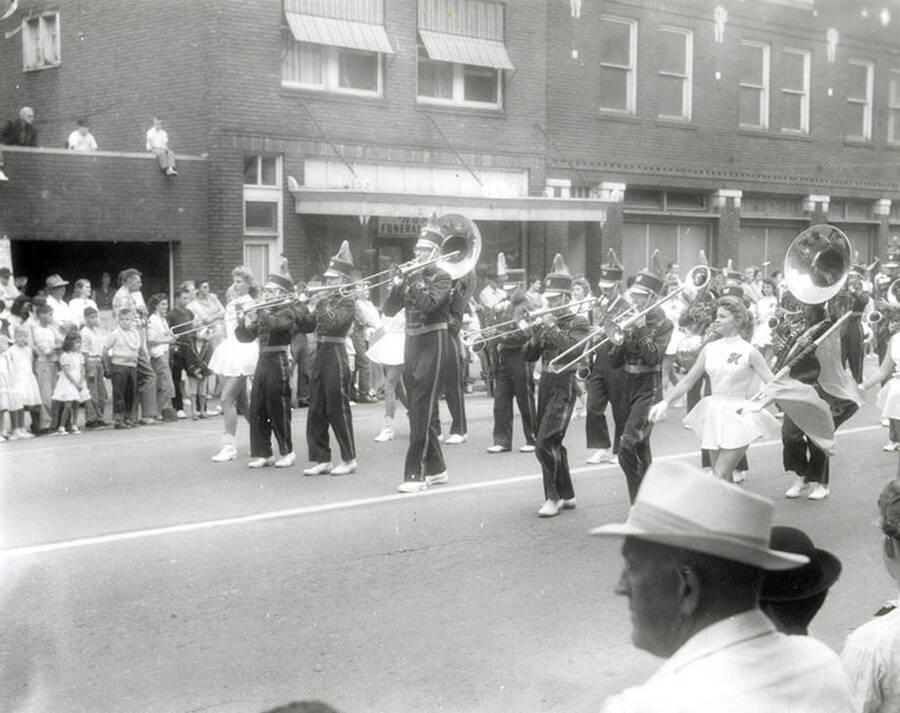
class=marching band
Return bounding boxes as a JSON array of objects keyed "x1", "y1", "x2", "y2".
[{"x1": 219, "y1": 215, "x2": 900, "y2": 516}]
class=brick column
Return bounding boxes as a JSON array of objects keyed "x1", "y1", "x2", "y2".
[
  {"x1": 713, "y1": 189, "x2": 742, "y2": 266},
  {"x1": 546, "y1": 221, "x2": 569, "y2": 266},
  {"x1": 597, "y1": 182, "x2": 625, "y2": 277},
  {"x1": 526, "y1": 222, "x2": 547, "y2": 280},
  {"x1": 874, "y1": 199, "x2": 892, "y2": 258}
]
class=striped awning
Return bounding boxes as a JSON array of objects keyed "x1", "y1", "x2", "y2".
[
  {"x1": 285, "y1": 12, "x2": 394, "y2": 54},
  {"x1": 419, "y1": 29, "x2": 513, "y2": 70}
]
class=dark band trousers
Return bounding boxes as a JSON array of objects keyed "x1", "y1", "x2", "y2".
[
  {"x1": 586, "y1": 348, "x2": 620, "y2": 450},
  {"x1": 443, "y1": 331, "x2": 468, "y2": 436},
  {"x1": 492, "y1": 347, "x2": 536, "y2": 449},
  {"x1": 248, "y1": 353, "x2": 293, "y2": 458},
  {"x1": 782, "y1": 389, "x2": 858, "y2": 486},
  {"x1": 617, "y1": 372, "x2": 661, "y2": 503},
  {"x1": 841, "y1": 320, "x2": 865, "y2": 383},
  {"x1": 306, "y1": 343, "x2": 355, "y2": 463},
  {"x1": 404, "y1": 330, "x2": 446, "y2": 481},
  {"x1": 535, "y1": 371, "x2": 577, "y2": 501}
]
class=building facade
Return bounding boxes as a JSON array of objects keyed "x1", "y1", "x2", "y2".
[{"x1": 0, "y1": 0, "x2": 897, "y2": 297}]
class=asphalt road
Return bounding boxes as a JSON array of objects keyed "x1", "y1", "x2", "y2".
[{"x1": 2, "y1": 386, "x2": 899, "y2": 713}]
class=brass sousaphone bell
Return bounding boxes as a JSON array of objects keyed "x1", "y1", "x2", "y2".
[{"x1": 782, "y1": 224, "x2": 853, "y2": 304}]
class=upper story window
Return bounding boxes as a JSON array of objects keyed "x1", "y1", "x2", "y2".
[
  {"x1": 22, "y1": 11, "x2": 60, "y2": 71},
  {"x1": 281, "y1": 0, "x2": 393, "y2": 96},
  {"x1": 244, "y1": 155, "x2": 279, "y2": 187},
  {"x1": 599, "y1": 16, "x2": 637, "y2": 114},
  {"x1": 846, "y1": 59, "x2": 874, "y2": 141},
  {"x1": 889, "y1": 69, "x2": 900, "y2": 144},
  {"x1": 780, "y1": 48, "x2": 810, "y2": 133},
  {"x1": 416, "y1": 0, "x2": 513, "y2": 109},
  {"x1": 658, "y1": 27, "x2": 692, "y2": 121},
  {"x1": 739, "y1": 41, "x2": 770, "y2": 129}
]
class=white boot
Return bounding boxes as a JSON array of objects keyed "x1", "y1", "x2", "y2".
[
  {"x1": 212, "y1": 435, "x2": 238, "y2": 462},
  {"x1": 374, "y1": 421, "x2": 394, "y2": 442}
]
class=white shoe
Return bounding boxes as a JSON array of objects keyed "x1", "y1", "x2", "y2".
[
  {"x1": 732, "y1": 470, "x2": 748, "y2": 484},
  {"x1": 69, "y1": 427, "x2": 82, "y2": 435},
  {"x1": 882, "y1": 418, "x2": 890, "y2": 427},
  {"x1": 330, "y1": 459, "x2": 357, "y2": 476},
  {"x1": 176, "y1": 409, "x2": 187, "y2": 419},
  {"x1": 0, "y1": 169, "x2": 8, "y2": 181},
  {"x1": 204, "y1": 409, "x2": 219, "y2": 417},
  {"x1": 248, "y1": 456, "x2": 276, "y2": 468},
  {"x1": 5, "y1": 432, "x2": 17, "y2": 441},
  {"x1": 374, "y1": 426, "x2": 394, "y2": 442},
  {"x1": 437, "y1": 433, "x2": 445, "y2": 442},
  {"x1": 444, "y1": 433, "x2": 467, "y2": 445},
  {"x1": 303, "y1": 461, "x2": 333, "y2": 476},
  {"x1": 51, "y1": 428, "x2": 67, "y2": 437},
  {"x1": 884, "y1": 442, "x2": 900, "y2": 452},
  {"x1": 587, "y1": 448, "x2": 613, "y2": 464},
  {"x1": 537, "y1": 499, "x2": 562, "y2": 517},
  {"x1": 785, "y1": 478, "x2": 809, "y2": 498},
  {"x1": 807, "y1": 484, "x2": 830, "y2": 500},
  {"x1": 561, "y1": 497, "x2": 576, "y2": 510},
  {"x1": 519, "y1": 444, "x2": 535, "y2": 453},
  {"x1": 15, "y1": 429, "x2": 34, "y2": 439},
  {"x1": 425, "y1": 471, "x2": 448, "y2": 486},
  {"x1": 211, "y1": 444, "x2": 238, "y2": 462},
  {"x1": 486, "y1": 444, "x2": 510, "y2": 453},
  {"x1": 398, "y1": 480, "x2": 428, "y2": 493},
  {"x1": 274, "y1": 452, "x2": 296, "y2": 468}
]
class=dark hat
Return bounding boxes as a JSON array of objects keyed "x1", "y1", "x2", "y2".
[
  {"x1": 323, "y1": 240, "x2": 354, "y2": 279},
  {"x1": 630, "y1": 250, "x2": 665, "y2": 296},
  {"x1": 760, "y1": 526, "x2": 842, "y2": 602},
  {"x1": 416, "y1": 212, "x2": 443, "y2": 251},
  {"x1": 265, "y1": 274, "x2": 294, "y2": 293},
  {"x1": 720, "y1": 284, "x2": 745, "y2": 300},
  {"x1": 599, "y1": 249, "x2": 624, "y2": 287},
  {"x1": 544, "y1": 254, "x2": 572, "y2": 297}
]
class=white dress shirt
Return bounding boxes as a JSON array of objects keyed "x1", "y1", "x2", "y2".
[
  {"x1": 46, "y1": 295, "x2": 75, "y2": 328},
  {"x1": 68, "y1": 297, "x2": 98, "y2": 327},
  {"x1": 840, "y1": 600, "x2": 900, "y2": 713},
  {"x1": 602, "y1": 609, "x2": 855, "y2": 713},
  {"x1": 68, "y1": 130, "x2": 98, "y2": 152},
  {"x1": 146, "y1": 126, "x2": 170, "y2": 152}
]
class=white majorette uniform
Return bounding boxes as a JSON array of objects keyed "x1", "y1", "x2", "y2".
[
  {"x1": 365, "y1": 309, "x2": 406, "y2": 367},
  {"x1": 208, "y1": 295, "x2": 259, "y2": 378},
  {"x1": 877, "y1": 333, "x2": 900, "y2": 419},
  {"x1": 683, "y1": 335, "x2": 780, "y2": 449}
]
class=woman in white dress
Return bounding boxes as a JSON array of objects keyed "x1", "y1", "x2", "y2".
[
  {"x1": 365, "y1": 308, "x2": 406, "y2": 442},
  {"x1": 861, "y1": 312, "x2": 900, "y2": 451},
  {"x1": 649, "y1": 296, "x2": 780, "y2": 483},
  {"x1": 209, "y1": 274, "x2": 259, "y2": 462}
]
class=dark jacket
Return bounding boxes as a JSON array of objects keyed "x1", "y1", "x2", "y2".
[
  {"x1": 0, "y1": 118, "x2": 38, "y2": 147},
  {"x1": 296, "y1": 294, "x2": 355, "y2": 340},
  {"x1": 382, "y1": 265, "x2": 452, "y2": 331},
  {"x1": 522, "y1": 311, "x2": 591, "y2": 373},
  {"x1": 608, "y1": 307, "x2": 673, "y2": 370},
  {"x1": 235, "y1": 304, "x2": 302, "y2": 348}
]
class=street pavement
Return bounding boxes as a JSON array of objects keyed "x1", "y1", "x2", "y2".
[{"x1": 2, "y1": 385, "x2": 899, "y2": 713}]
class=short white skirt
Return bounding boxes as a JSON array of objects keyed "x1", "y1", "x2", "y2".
[
  {"x1": 683, "y1": 394, "x2": 781, "y2": 450},
  {"x1": 366, "y1": 332, "x2": 405, "y2": 366},
  {"x1": 877, "y1": 378, "x2": 900, "y2": 420},
  {"x1": 208, "y1": 339, "x2": 258, "y2": 378}
]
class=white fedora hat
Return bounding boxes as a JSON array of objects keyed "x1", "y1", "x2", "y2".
[{"x1": 591, "y1": 461, "x2": 809, "y2": 571}]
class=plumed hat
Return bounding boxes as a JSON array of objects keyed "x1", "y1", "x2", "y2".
[
  {"x1": 265, "y1": 255, "x2": 294, "y2": 293},
  {"x1": 544, "y1": 254, "x2": 573, "y2": 297},
  {"x1": 599, "y1": 248, "x2": 624, "y2": 287},
  {"x1": 723, "y1": 258, "x2": 743, "y2": 284},
  {"x1": 631, "y1": 250, "x2": 665, "y2": 296},
  {"x1": 324, "y1": 240, "x2": 354, "y2": 279}
]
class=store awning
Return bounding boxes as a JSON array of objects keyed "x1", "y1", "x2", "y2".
[
  {"x1": 288, "y1": 184, "x2": 607, "y2": 223},
  {"x1": 419, "y1": 29, "x2": 513, "y2": 70},
  {"x1": 285, "y1": 12, "x2": 394, "y2": 54}
]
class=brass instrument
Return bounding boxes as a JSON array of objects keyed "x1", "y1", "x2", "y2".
[
  {"x1": 783, "y1": 224, "x2": 852, "y2": 304},
  {"x1": 463, "y1": 296, "x2": 599, "y2": 348}
]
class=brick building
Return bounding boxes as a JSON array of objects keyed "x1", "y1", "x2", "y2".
[{"x1": 0, "y1": 0, "x2": 897, "y2": 297}]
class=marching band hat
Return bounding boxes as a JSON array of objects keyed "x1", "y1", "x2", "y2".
[
  {"x1": 323, "y1": 240, "x2": 354, "y2": 279},
  {"x1": 760, "y1": 526, "x2": 842, "y2": 602},
  {"x1": 723, "y1": 259, "x2": 743, "y2": 284},
  {"x1": 416, "y1": 212, "x2": 443, "y2": 251},
  {"x1": 265, "y1": 274, "x2": 294, "y2": 293},
  {"x1": 721, "y1": 284, "x2": 745, "y2": 300},
  {"x1": 630, "y1": 250, "x2": 665, "y2": 296},
  {"x1": 598, "y1": 249, "x2": 624, "y2": 288},
  {"x1": 544, "y1": 254, "x2": 573, "y2": 297}
]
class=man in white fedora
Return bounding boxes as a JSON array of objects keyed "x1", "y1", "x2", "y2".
[{"x1": 593, "y1": 461, "x2": 855, "y2": 711}]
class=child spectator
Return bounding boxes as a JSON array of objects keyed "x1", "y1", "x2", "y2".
[
  {"x1": 103, "y1": 308, "x2": 141, "y2": 429},
  {"x1": 7, "y1": 325, "x2": 40, "y2": 438},
  {"x1": 31, "y1": 303, "x2": 62, "y2": 432},
  {"x1": 80, "y1": 307, "x2": 109, "y2": 428},
  {"x1": 68, "y1": 279, "x2": 98, "y2": 328},
  {"x1": 145, "y1": 117, "x2": 177, "y2": 176},
  {"x1": 0, "y1": 333, "x2": 10, "y2": 438},
  {"x1": 50, "y1": 331, "x2": 89, "y2": 435},
  {"x1": 67, "y1": 118, "x2": 97, "y2": 152}
]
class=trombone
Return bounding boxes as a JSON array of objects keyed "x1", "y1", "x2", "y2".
[
  {"x1": 545, "y1": 295, "x2": 635, "y2": 373},
  {"x1": 548, "y1": 264, "x2": 712, "y2": 373},
  {"x1": 462, "y1": 297, "x2": 599, "y2": 348}
]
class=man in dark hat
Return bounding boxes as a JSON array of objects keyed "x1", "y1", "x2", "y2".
[
  {"x1": 609, "y1": 252, "x2": 673, "y2": 502},
  {"x1": 383, "y1": 215, "x2": 453, "y2": 493},
  {"x1": 522, "y1": 254, "x2": 591, "y2": 517},
  {"x1": 586, "y1": 249, "x2": 626, "y2": 465},
  {"x1": 299, "y1": 241, "x2": 358, "y2": 476},
  {"x1": 235, "y1": 271, "x2": 303, "y2": 468}
]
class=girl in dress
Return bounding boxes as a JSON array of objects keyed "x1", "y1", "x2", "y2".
[
  {"x1": 861, "y1": 312, "x2": 900, "y2": 451},
  {"x1": 0, "y1": 334, "x2": 11, "y2": 438},
  {"x1": 7, "y1": 325, "x2": 41, "y2": 438},
  {"x1": 366, "y1": 308, "x2": 406, "y2": 442},
  {"x1": 648, "y1": 296, "x2": 780, "y2": 483},
  {"x1": 50, "y1": 331, "x2": 89, "y2": 435},
  {"x1": 208, "y1": 274, "x2": 259, "y2": 462}
]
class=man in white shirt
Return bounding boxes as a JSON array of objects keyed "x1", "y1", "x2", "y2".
[
  {"x1": 593, "y1": 461, "x2": 855, "y2": 712},
  {"x1": 840, "y1": 477, "x2": 900, "y2": 713},
  {"x1": 145, "y1": 116, "x2": 177, "y2": 176},
  {"x1": 44, "y1": 274, "x2": 76, "y2": 330},
  {"x1": 67, "y1": 119, "x2": 98, "y2": 152}
]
